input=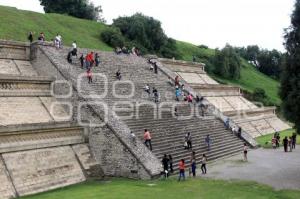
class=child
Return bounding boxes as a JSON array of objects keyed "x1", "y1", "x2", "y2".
[
  {"x1": 87, "y1": 69, "x2": 92, "y2": 84},
  {"x1": 178, "y1": 159, "x2": 185, "y2": 181},
  {"x1": 272, "y1": 137, "x2": 277, "y2": 149}
]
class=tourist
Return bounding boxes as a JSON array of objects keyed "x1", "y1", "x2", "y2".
[
  {"x1": 28, "y1": 32, "x2": 33, "y2": 43},
  {"x1": 85, "y1": 52, "x2": 94, "y2": 69},
  {"x1": 79, "y1": 54, "x2": 84, "y2": 68},
  {"x1": 87, "y1": 69, "x2": 92, "y2": 84},
  {"x1": 122, "y1": 46, "x2": 128, "y2": 54},
  {"x1": 187, "y1": 93, "x2": 193, "y2": 103},
  {"x1": 154, "y1": 62, "x2": 158, "y2": 74},
  {"x1": 38, "y1": 32, "x2": 45, "y2": 41},
  {"x1": 175, "y1": 87, "x2": 181, "y2": 101},
  {"x1": 168, "y1": 155, "x2": 173, "y2": 173},
  {"x1": 71, "y1": 41, "x2": 77, "y2": 57},
  {"x1": 178, "y1": 159, "x2": 185, "y2": 181},
  {"x1": 243, "y1": 143, "x2": 248, "y2": 161},
  {"x1": 192, "y1": 55, "x2": 196, "y2": 62},
  {"x1": 272, "y1": 136, "x2": 277, "y2": 149},
  {"x1": 181, "y1": 84, "x2": 185, "y2": 91},
  {"x1": 276, "y1": 132, "x2": 281, "y2": 148},
  {"x1": 162, "y1": 154, "x2": 169, "y2": 178},
  {"x1": 185, "y1": 132, "x2": 192, "y2": 149},
  {"x1": 175, "y1": 76, "x2": 180, "y2": 86},
  {"x1": 115, "y1": 47, "x2": 122, "y2": 54},
  {"x1": 283, "y1": 136, "x2": 288, "y2": 152},
  {"x1": 201, "y1": 154, "x2": 207, "y2": 174},
  {"x1": 237, "y1": 127, "x2": 242, "y2": 138},
  {"x1": 205, "y1": 135, "x2": 212, "y2": 151},
  {"x1": 54, "y1": 34, "x2": 62, "y2": 48},
  {"x1": 225, "y1": 118, "x2": 230, "y2": 129},
  {"x1": 144, "y1": 129, "x2": 152, "y2": 151},
  {"x1": 174, "y1": 107, "x2": 178, "y2": 117},
  {"x1": 131, "y1": 46, "x2": 137, "y2": 55},
  {"x1": 149, "y1": 63, "x2": 154, "y2": 71},
  {"x1": 144, "y1": 84, "x2": 150, "y2": 96},
  {"x1": 288, "y1": 136, "x2": 293, "y2": 152},
  {"x1": 190, "y1": 151, "x2": 197, "y2": 177},
  {"x1": 116, "y1": 70, "x2": 122, "y2": 80},
  {"x1": 95, "y1": 53, "x2": 100, "y2": 66},
  {"x1": 67, "y1": 51, "x2": 72, "y2": 63},
  {"x1": 130, "y1": 131, "x2": 136, "y2": 143},
  {"x1": 292, "y1": 133, "x2": 297, "y2": 149},
  {"x1": 153, "y1": 87, "x2": 159, "y2": 103}
]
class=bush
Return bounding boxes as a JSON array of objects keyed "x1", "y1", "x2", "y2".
[
  {"x1": 101, "y1": 28, "x2": 124, "y2": 48},
  {"x1": 198, "y1": 44, "x2": 208, "y2": 49}
]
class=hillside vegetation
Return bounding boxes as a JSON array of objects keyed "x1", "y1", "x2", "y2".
[{"x1": 0, "y1": 5, "x2": 280, "y2": 105}]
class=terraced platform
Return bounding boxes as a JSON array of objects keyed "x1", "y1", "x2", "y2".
[{"x1": 158, "y1": 58, "x2": 290, "y2": 138}]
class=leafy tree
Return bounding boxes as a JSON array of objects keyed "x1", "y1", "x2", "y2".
[
  {"x1": 257, "y1": 49, "x2": 282, "y2": 79},
  {"x1": 39, "y1": 0, "x2": 105, "y2": 22},
  {"x1": 112, "y1": 13, "x2": 178, "y2": 58},
  {"x1": 214, "y1": 45, "x2": 241, "y2": 79},
  {"x1": 281, "y1": 0, "x2": 300, "y2": 134}
]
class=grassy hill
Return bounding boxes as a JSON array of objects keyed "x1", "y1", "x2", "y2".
[{"x1": 0, "y1": 5, "x2": 281, "y2": 106}]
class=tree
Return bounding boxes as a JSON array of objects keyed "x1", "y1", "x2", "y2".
[
  {"x1": 281, "y1": 0, "x2": 300, "y2": 134},
  {"x1": 214, "y1": 45, "x2": 241, "y2": 79},
  {"x1": 112, "y1": 13, "x2": 178, "y2": 57},
  {"x1": 39, "y1": 0, "x2": 105, "y2": 22},
  {"x1": 257, "y1": 49, "x2": 282, "y2": 79}
]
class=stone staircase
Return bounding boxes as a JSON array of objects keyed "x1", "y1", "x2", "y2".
[
  {"x1": 42, "y1": 46, "x2": 245, "y2": 174},
  {"x1": 158, "y1": 58, "x2": 291, "y2": 138}
]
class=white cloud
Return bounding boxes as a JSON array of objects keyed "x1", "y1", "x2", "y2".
[{"x1": 0, "y1": 0, "x2": 295, "y2": 51}]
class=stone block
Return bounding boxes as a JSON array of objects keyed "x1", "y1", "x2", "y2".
[
  {"x1": 2, "y1": 146, "x2": 86, "y2": 197},
  {"x1": 0, "y1": 59, "x2": 20, "y2": 75},
  {"x1": 13, "y1": 60, "x2": 38, "y2": 76},
  {"x1": 177, "y1": 72, "x2": 206, "y2": 84},
  {"x1": 206, "y1": 97, "x2": 234, "y2": 112}
]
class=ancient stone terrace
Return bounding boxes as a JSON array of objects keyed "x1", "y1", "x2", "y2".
[
  {"x1": 158, "y1": 58, "x2": 290, "y2": 138},
  {"x1": 41, "y1": 45, "x2": 245, "y2": 174},
  {"x1": 0, "y1": 41, "x2": 102, "y2": 199}
]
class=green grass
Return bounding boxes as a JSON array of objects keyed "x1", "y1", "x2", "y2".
[
  {"x1": 0, "y1": 6, "x2": 112, "y2": 51},
  {"x1": 0, "y1": 5, "x2": 281, "y2": 106},
  {"x1": 256, "y1": 129, "x2": 299, "y2": 148},
  {"x1": 21, "y1": 178, "x2": 300, "y2": 199}
]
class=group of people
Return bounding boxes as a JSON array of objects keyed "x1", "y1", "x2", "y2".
[
  {"x1": 282, "y1": 133, "x2": 297, "y2": 152},
  {"x1": 177, "y1": 152, "x2": 208, "y2": 181},
  {"x1": 148, "y1": 59, "x2": 158, "y2": 74},
  {"x1": 184, "y1": 133, "x2": 212, "y2": 151},
  {"x1": 78, "y1": 51, "x2": 101, "y2": 83},
  {"x1": 115, "y1": 46, "x2": 141, "y2": 56},
  {"x1": 144, "y1": 84, "x2": 159, "y2": 102},
  {"x1": 28, "y1": 32, "x2": 45, "y2": 43}
]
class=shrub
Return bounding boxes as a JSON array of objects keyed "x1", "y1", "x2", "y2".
[{"x1": 101, "y1": 28, "x2": 124, "y2": 48}]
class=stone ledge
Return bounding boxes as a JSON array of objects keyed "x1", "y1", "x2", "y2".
[
  {"x1": 0, "y1": 74, "x2": 54, "y2": 82},
  {"x1": 224, "y1": 107, "x2": 276, "y2": 118},
  {"x1": 158, "y1": 58, "x2": 205, "y2": 69},
  {"x1": 0, "y1": 40, "x2": 30, "y2": 47}
]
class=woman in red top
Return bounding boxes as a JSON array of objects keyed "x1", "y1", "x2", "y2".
[{"x1": 178, "y1": 159, "x2": 185, "y2": 181}]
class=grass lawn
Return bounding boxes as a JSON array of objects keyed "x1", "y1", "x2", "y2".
[
  {"x1": 21, "y1": 178, "x2": 300, "y2": 199},
  {"x1": 0, "y1": 6, "x2": 112, "y2": 51},
  {"x1": 256, "y1": 129, "x2": 299, "y2": 148}
]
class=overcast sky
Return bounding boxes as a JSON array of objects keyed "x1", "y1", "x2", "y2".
[{"x1": 0, "y1": 0, "x2": 295, "y2": 51}]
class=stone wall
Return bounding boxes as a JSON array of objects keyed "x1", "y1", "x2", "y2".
[
  {"x1": 30, "y1": 44, "x2": 160, "y2": 179},
  {"x1": 0, "y1": 40, "x2": 30, "y2": 60},
  {"x1": 2, "y1": 146, "x2": 86, "y2": 197}
]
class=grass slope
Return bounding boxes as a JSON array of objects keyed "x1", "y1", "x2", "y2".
[
  {"x1": 0, "y1": 6, "x2": 281, "y2": 105},
  {"x1": 0, "y1": 6, "x2": 111, "y2": 51},
  {"x1": 21, "y1": 178, "x2": 299, "y2": 199}
]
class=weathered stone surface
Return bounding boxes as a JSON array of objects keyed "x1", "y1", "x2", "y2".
[
  {"x1": 223, "y1": 96, "x2": 254, "y2": 111},
  {"x1": 2, "y1": 146, "x2": 86, "y2": 197},
  {"x1": 0, "y1": 40, "x2": 29, "y2": 60},
  {"x1": 0, "y1": 97, "x2": 53, "y2": 125},
  {"x1": 0, "y1": 59, "x2": 20, "y2": 75},
  {"x1": 13, "y1": 60, "x2": 38, "y2": 76},
  {"x1": 0, "y1": 124, "x2": 85, "y2": 153},
  {"x1": 198, "y1": 74, "x2": 218, "y2": 84},
  {"x1": 71, "y1": 144, "x2": 104, "y2": 178},
  {"x1": 0, "y1": 157, "x2": 16, "y2": 199},
  {"x1": 206, "y1": 97, "x2": 235, "y2": 112},
  {"x1": 266, "y1": 117, "x2": 291, "y2": 132},
  {"x1": 177, "y1": 72, "x2": 206, "y2": 84}
]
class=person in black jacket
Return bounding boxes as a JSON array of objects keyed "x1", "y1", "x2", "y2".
[
  {"x1": 283, "y1": 136, "x2": 288, "y2": 152},
  {"x1": 162, "y1": 154, "x2": 169, "y2": 178}
]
